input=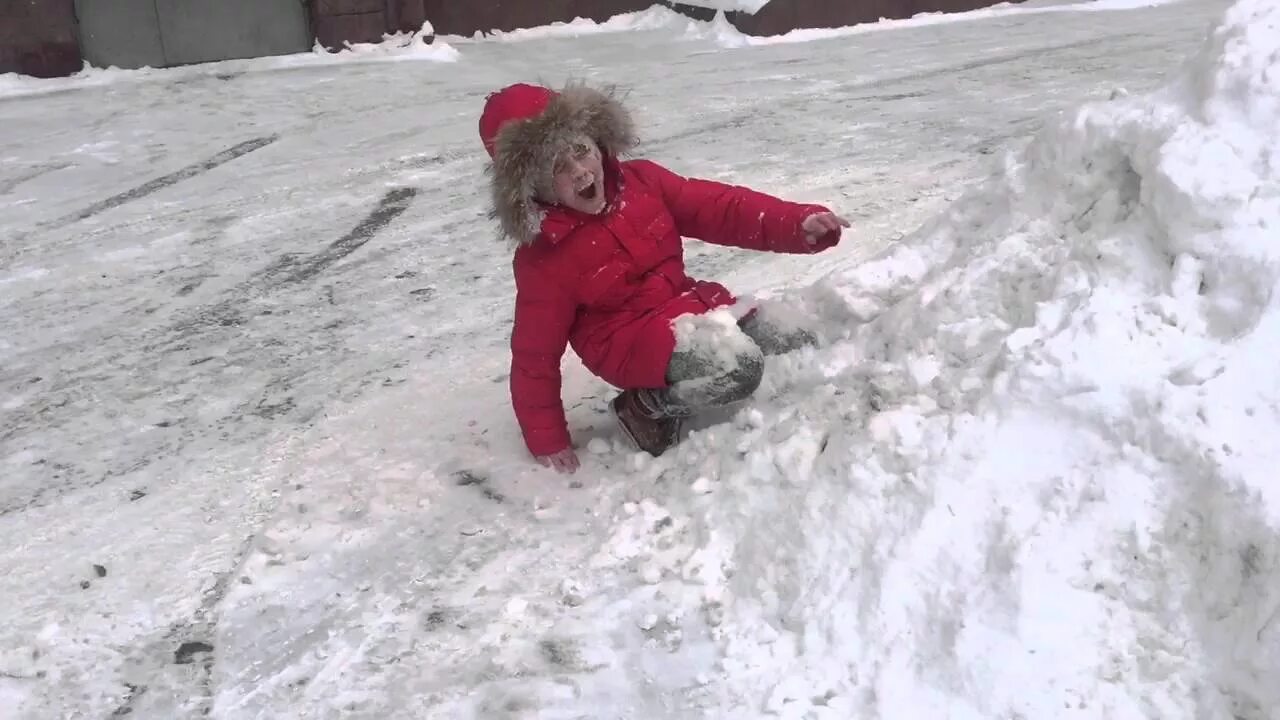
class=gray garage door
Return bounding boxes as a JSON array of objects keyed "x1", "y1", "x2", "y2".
[{"x1": 76, "y1": 0, "x2": 312, "y2": 70}]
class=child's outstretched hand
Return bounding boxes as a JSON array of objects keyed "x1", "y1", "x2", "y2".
[
  {"x1": 802, "y1": 212, "x2": 851, "y2": 245},
  {"x1": 536, "y1": 447, "x2": 581, "y2": 474}
]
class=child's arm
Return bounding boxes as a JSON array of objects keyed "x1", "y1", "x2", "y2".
[
  {"x1": 509, "y1": 259, "x2": 577, "y2": 462},
  {"x1": 629, "y1": 159, "x2": 845, "y2": 253}
]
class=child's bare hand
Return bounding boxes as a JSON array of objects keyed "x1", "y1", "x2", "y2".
[
  {"x1": 536, "y1": 447, "x2": 581, "y2": 474},
  {"x1": 803, "y1": 212, "x2": 850, "y2": 243}
]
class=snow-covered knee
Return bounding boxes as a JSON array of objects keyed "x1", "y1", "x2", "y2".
[
  {"x1": 671, "y1": 310, "x2": 761, "y2": 367},
  {"x1": 664, "y1": 344, "x2": 764, "y2": 412},
  {"x1": 662, "y1": 310, "x2": 770, "y2": 411}
]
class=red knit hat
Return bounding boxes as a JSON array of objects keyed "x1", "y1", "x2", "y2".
[{"x1": 479, "y1": 83, "x2": 557, "y2": 159}]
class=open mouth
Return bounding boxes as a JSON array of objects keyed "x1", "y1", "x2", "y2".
[{"x1": 577, "y1": 181, "x2": 599, "y2": 201}]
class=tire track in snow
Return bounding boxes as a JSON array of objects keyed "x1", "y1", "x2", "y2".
[
  {"x1": 48, "y1": 135, "x2": 279, "y2": 228},
  {"x1": 162, "y1": 185, "x2": 420, "y2": 347},
  {"x1": 0, "y1": 161, "x2": 72, "y2": 196},
  {"x1": 252, "y1": 186, "x2": 419, "y2": 286},
  {"x1": 0, "y1": 188, "x2": 420, "y2": 517}
]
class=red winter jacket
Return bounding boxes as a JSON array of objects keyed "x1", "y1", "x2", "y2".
[{"x1": 509, "y1": 157, "x2": 838, "y2": 456}]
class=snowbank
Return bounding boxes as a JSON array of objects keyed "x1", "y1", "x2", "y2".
[
  {"x1": 441, "y1": 0, "x2": 1193, "y2": 49},
  {"x1": 698, "y1": 0, "x2": 1194, "y2": 47},
  {"x1": 580, "y1": 0, "x2": 1280, "y2": 716},
  {"x1": 0, "y1": 66, "x2": 146, "y2": 100},
  {"x1": 405, "y1": 0, "x2": 1188, "y2": 47},
  {"x1": 440, "y1": 6, "x2": 701, "y2": 43},
  {"x1": 298, "y1": 23, "x2": 460, "y2": 65}
]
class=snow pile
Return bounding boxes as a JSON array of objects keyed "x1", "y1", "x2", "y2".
[
  {"x1": 301, "y1": 22, "x2": 459, "y2": 64},
  {"x1": 700, "y1": 0, "x2": 1191, "y2": 46},
  {"x1": 587, "y1": 0, "x2": 1280, "y2": 717},
  {"x1": 441, "y1": 6, "x2": 701, "y2": 43},
  {"x1": 685, "y1": 11, "x2": 755, "y2": 48},
  {"x1": 0, "y1": 64, "x2": 158, "y2": 99}
]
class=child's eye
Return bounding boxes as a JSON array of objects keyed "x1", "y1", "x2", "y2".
[{"x1": 573, "y1": 143, "x2": 590, "y2": 158}]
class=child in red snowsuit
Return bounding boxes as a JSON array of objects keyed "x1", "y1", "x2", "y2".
[{"x1": 480, "y1": 82, "x2": 847, "y2": 473}]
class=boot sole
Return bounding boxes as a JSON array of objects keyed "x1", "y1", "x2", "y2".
[
  {"x1": 609, "y1": 400, "x2": 643, "y2": 452},
  {"x1": 610, "y1": 399, "x2": 683, "y2": 457}
]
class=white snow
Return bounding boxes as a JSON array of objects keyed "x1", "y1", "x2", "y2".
[
  {"x1": 4, "y1": 0, "x2": 1270, "y2": 717},
  {"x1": 597, "y1": 0, "x2": 1280, "y2": 716},
  {"x1": 673, "y1": 308, "x2": 763, "y2": 366}
]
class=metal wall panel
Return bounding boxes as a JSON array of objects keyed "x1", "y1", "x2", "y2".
[
  {"x1": 73, "y1": 0, "x2": 310, "y2": 70},
  {"x1": 74, "y1": 0, "x2": 166, "y2": 70},
  {"x1": 156, "y1": 0, "x2": 312, "y2": 67}
]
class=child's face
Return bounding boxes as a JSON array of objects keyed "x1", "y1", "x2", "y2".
[{"x1": 549, "y1": 137, "x2": 606, "y2": 215}]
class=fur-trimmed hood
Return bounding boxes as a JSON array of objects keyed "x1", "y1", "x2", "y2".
[{"x1": 480, "y1": 82, "x2": 638, "y2": 246}]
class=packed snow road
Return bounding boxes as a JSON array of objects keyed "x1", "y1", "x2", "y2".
[{"x1": 0, "y1": 0, "x2": 1237, "y2": 717}]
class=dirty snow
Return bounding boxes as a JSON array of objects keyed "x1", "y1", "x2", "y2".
[{"x1": 1, "y1": 0, "x2": 1266, "y2": 718}]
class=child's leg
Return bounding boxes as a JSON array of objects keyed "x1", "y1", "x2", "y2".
[
  {"x1": 634, "y1": 313, "x2": 765, "y2": 418},
  {"x1": 611, "y1": 310, "x2": 767, "y2": 456},
  {"x1": 650, "y1": 341, "x2": 764, "y2": 416}
]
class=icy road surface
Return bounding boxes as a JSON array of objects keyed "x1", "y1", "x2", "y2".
[{"x1": 0, "y1": 0, "x2": 1232, "y2": 717}]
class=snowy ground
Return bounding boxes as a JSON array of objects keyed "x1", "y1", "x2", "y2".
[{"x1": 2, "y1": 0, "x2": 1272, "y2": 717}]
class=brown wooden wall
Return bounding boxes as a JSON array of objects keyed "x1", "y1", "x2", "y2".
[
  {"x1": 0, "y1": 0, "x2": 81, "y2": 78},
  {"x1": 311, "y1": 0, "x2": 433, "y2": 50},
  {"x1": 685, "y1": 0, "x2": 1026, "y2": 36},
  {"x1": 420, "y1": 0, "x2": 651, "y2": 37}
]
